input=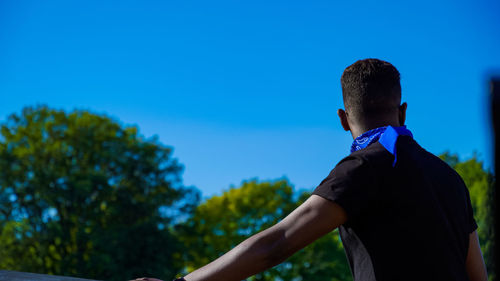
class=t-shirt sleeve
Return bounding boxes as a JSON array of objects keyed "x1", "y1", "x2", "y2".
[
  {"x1": 464, "y1": 186, "x2": 478, "y2": 233},
  {"x1": 312, "y1": 155, "x2": 378, "y2": 222}
]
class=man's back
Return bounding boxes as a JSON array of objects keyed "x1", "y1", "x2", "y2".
[{"x1": 313, "y1": 136, "x2": 476, "y2": 281}]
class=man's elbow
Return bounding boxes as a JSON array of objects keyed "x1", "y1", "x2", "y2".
[
  {"x1": 236, "y1": 227, "x2": 291, "y2": 270},
  {"x1": 263, "y1": 234, "x2": 295, "y2": 268}
]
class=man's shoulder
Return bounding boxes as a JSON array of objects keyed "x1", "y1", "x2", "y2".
[
  {"x1": 340, "y1": 141, "x2": 394, "y2": 169},
  {"x1": 336, "y1": 136, "x2": 451, "y2": 175},
  {"x1": 323, "y1": 143, "x2": 392, "y2": 182}
]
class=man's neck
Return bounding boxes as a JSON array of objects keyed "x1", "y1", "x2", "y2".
[{"x1": 350, "y1": 121, "x2": 402, "y2": 139}]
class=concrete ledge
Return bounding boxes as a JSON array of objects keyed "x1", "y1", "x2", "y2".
[{"x1": 0, "y1": 270, "x2": 100, "y2": 281}]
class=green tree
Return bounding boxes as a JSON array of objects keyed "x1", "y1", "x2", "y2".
[
  {"x1": 0, "y1": 106, "x2": 199, "y2": 280},
  {"x1": 440, "y1": 152, "x2": 495, "y2": 280},
  {"x1": 178, "y1": 179, "x2": 352, "y2": 281}
]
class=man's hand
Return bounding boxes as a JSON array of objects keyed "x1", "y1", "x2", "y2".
[{"x1": 130, "y1": 278, "x2": 163, "y2": 281}]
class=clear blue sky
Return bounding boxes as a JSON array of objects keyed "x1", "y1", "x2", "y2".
[{"x1": 1, "y1": 0, "x2": 499, "y2": 198}]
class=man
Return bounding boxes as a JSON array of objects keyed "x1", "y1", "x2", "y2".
[{"x1": 136, "y1": 59, "x2": 488, "y2": 281}]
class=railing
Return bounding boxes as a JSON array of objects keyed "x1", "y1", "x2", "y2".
[{"x1": 0, "y1": 270, "x2": 99, "y2": 281}]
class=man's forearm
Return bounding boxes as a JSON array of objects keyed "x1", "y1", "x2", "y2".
[{"x1": 184, "y1": 226, "x2": 288, "y2": 281}]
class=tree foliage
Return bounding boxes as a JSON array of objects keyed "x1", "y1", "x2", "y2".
[
  {"x1": 0, "y1": 105, "x2": 494, "y2": 281},
  {"x1": 440, "y1": 152, "x2": 495, "y2": 280},
  {"x1": 0, "y1": 106, "x2": 199, "y2": 280}
]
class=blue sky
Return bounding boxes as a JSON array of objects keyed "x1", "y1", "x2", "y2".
[{"x1": 1, "y1": 0, "x2": 499, "y2": 198}]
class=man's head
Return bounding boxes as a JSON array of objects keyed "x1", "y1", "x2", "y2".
[{"x1": 337, "y1": 58, "x2": 407, "y2": 138}]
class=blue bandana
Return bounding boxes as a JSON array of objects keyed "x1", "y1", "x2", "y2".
[{"x1": 350, "y1": 125, "x2": 413, "y2": 166}]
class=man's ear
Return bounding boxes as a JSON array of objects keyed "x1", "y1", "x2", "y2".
[
  {"x1": 337, "y1": 109, "x2": 351, "y2": 131},
  {"x1": 399, "y1": 102, "x2": 407, "y2": 126}
]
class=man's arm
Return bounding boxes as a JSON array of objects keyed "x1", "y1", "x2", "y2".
[
  {"x1": 465, "y1": 230, "x2": 488, "y2": 281},
  {"x1": 182, "y1": 194, "x2": 347, "y2": 281}
]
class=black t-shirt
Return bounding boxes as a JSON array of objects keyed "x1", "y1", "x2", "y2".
[{"x1": 313, "y1": 136, "x2": 477, "y2": 281}]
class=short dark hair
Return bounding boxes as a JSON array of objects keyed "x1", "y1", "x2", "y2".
[{"x1": 340, "y1": 58, "x2": 401, "y2": 121}]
